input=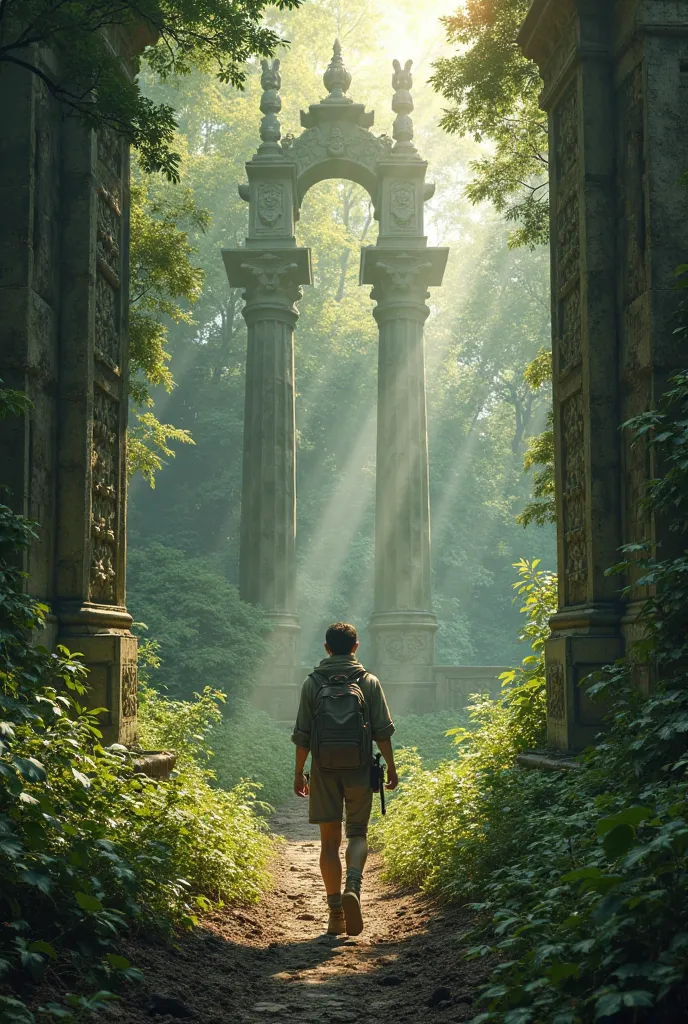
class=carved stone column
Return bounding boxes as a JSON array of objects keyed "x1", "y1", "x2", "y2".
[
  {"x1": 518, "y1": 0, "x2": 688, "y2": 750},
  {"x1": 222, "y1": 249, "x2": 312, "y2": 711},
  {"x1": 361, "y1": 247, "x2": 447, "y2": 713},
  {"x1": 0, "y1": 43, "x2": 141, "y2": 745}
]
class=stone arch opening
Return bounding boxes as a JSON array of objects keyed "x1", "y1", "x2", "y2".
[{"x1": 223, "y1": 41, "x2": 448, "y2": 719}]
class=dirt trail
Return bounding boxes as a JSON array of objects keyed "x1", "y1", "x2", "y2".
[{"x1": 116, "y1": 799, "x2": 487, "y2": 1023}]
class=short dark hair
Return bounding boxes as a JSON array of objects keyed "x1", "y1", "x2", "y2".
[{"x1": 325, "y1": 622, "x2": 358, "y2": 656}]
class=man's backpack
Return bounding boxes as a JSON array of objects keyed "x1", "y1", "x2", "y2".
[{"x1": 310, "y1": 669, "x2": 372, "y2": 771}]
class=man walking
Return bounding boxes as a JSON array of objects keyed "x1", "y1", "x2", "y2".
[{"x1": 292, "y1": 622, "x2": 398, "y2": 937}]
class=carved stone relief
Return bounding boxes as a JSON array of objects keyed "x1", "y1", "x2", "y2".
[
  {"x1": 619, "y1": 63, "x2": 646, "y2": 307},
  {"x1": 541, "y1": 10, "x2": 577, "y2": 94},
  {"x1": 555, "y1": 84, "x2": 578, "y2": 185},
  {"x1": 290, "y1": 124, "x2": 393, "y2": 179},
  {"x1": 559, "y1": 283, "x2": 582, "y2": 371},
  {"x1": 390, "y1": 180, "x2": 416, "y2": 227},
  {"x1": 546, "y1": 661, "x2": 566, "y2": 721},
  {"x1": 121, "y1": 663, "x2": 138, "y2": 719},
  {"x1": 374, "y1": 253, "x2": 432, "y2": 290},
  {"x1": 562, "y1": 391, "x2": 587, "y2": 605},
  {"x1": 240, "y1": 252, "x2": 301, "y2": 295},
  {"x1": 257, "y1": 182, "x2": 284, "y2": 229},
  {"x1": 90, "y1": 387, "x2": 119, "y2": 603},
  {"x1": 382, "y1": 633, "x2": 430, "y2": 664},
  {"x1": 95, "y1": 183, "x2": 122, "y2": 371}
]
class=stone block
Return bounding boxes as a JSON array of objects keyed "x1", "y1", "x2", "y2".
[
  {"x1": 61, "y1": 631, "x2": 138, "y2": 746},
  {"x1": 545, "y1": 634, "x2": 623, "y2": 751}
]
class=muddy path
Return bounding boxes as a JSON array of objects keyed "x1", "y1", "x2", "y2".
[{"x1": 114, "y1": 799, "x2": 488, "y2": 1023}]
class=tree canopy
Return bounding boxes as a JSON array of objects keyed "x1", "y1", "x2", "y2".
[{"x1": 0, "y1": 0, "x2": 301, "y2": 179}]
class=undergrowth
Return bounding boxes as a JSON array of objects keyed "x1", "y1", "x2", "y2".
[
  {"x1": 377, "y1": 370, "x2": 688, "y2": 1023},
  {"x1": 0, "y1": 387, "x2": 273, "y2": 1023}
]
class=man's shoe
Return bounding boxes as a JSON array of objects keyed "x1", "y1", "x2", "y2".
[
  {"x1": 327, "y1": 908, "x2": 346, "y2": 935},
  {"x1": 342, "y1": 888, "x2": 363, "y2": 936}
]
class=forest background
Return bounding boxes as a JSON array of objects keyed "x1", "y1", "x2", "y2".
[{"x1": 127, "y1": 0, "x2": 555, "y2": 700}]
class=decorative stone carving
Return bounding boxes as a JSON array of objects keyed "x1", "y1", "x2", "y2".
[
  {"x1": 95, "y1": 275, "x2": 120, "y2": 370},
  {"x1": 391, "y1": 58, "x2": 416, "y2": 155},
  {"x1": 619, "y1": 64, "x2": 646, "y2": 306},
  {"x1": 555, "y1": 84, "x2": 578, "y2": 185},
  {"x1": 121, "y1": 663, "x2": 138, "y2": 719},
  {"x1": 258, "y1": 59, "x2": 282, "y2": 154},
  {"x1": 257, "y1": 182, "x2": 284, "y2": 228},
  {"x1": 97, "y1": 125, "x2": 122, "y2": 180},
  {"x1": 240, "y1": 252, "x2": 301, "y2": 293},
  {"x1": 290, "y1": 124, "x2": 392, "y2": 178},
  {"x1": 546, "y1": 661, "x2": 566, "y2": 721},
  {"x1": 322, "y1": 38, "x2": 352, "y2": 101},
  {"x1": 90, "y1": 387, "x2": 119, "y2": 603},
  {"x1": 375, "y1": 253, "x2": 433, "y2": 289},
  {"x1": 390, "y1": 180, "x2": 416, "y2": 227},
  {"x1": 383, "y1": 633, "x2": 430, "y2": 664},
  {"x1": 560, "y1": 283, "x2": 582, "y2": 370},
  {"x1": 562, "y1": 391, "x2": 587, "y2": 605}
]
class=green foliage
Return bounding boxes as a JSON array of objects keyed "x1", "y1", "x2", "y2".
[
  {"x1": 0, "y1": 390, "x2": 273, "y2": 1019},
  {"x1": 391, "y1": 711, "x2": 471, "y2": 770},
  {"x1": 0, "y1": 0, "x2": 302, "y2": 180},
  {"x1": 518, "y1": 348, "x2": 555, "y2": 529},
  {"x1": 431, "y1": 0, "x2": 547, "y2": 247},
  {"x1": 380, "y1": 372, "x2": 688, "y2": 1022},
  {"x1": 374, "y1": 559, "x2": 554, "y2": 889},
  {"x1": 127, "y1": 542, "x2": 268, "y2": 703},
  {"x1": 211, "y1": 702, "x2": 295, "y2": 809}
]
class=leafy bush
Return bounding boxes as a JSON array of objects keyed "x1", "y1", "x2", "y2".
[
  {"x1": 378, "y1": 373, "x2": 688, "y2": 1023},
  {"x1": 391, "y1": 710, "x2": 472, "y2": 770},
  {"x1": 0, "y1": 392, "x2": 274, "y2": 1020},
  {"x1": 127, "y1": 542, "x2": 268, "y2": 703},
  {"x1": 374, "y1": 559, "x2": 554, "y2": 889},
  {"x1": 210, "y1": 702, "x2": 295, "y2": 809}
]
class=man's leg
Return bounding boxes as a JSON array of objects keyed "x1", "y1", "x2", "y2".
[
  {"x1": 318, "y1": 822, "x2": 346, "y2": 935},
  {"x1": 341, "y1": 782, "x2": 373, "y2": 936},
  {"x1": 318, "y1": 821, "x2": 343, "y2": 895}
]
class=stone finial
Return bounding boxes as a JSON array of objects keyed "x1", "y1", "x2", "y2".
[
  {"x1": 258, "y1": 58, "x2": 282, "y2": 155},
  {"x1": 323, "y1": 38, "x2": 352, "y2": 102},
  {"x1": 392, "y1": 58, "x2": 417, "y2": 155}
]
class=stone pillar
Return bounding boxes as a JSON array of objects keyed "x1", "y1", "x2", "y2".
[
  {"x1": 222, "y1": 248, "x2": 312, "y2": 711},
  {"x1": 518, "y1": 0, "x2": 688, "y2": 750},
  {"x1": 0, "y1": 45, "x2": 140, "y2": 744},
  {"x1": 361, "y1": 247, "x2": 447, "y2": 713}
]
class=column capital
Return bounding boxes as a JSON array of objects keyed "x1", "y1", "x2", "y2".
[
  {"x1": 360, "y1": 246, "x2": 448, "y2": 322},
  {"x1": 222, "y1": 247, "x2": 312, "y2": 319}
]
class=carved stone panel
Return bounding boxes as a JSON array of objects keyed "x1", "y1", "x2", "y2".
[
  {"x1": 562, "y1": 391, "x2": 587, "y2": 605},
  {"x1": 389, "y1": 180, "x2": 417, "y2": 228},
  {"x1": 290, "y1": 124, "x2": 393, "y2": 178},
  {"x1": 381, "y1": 632, "x2": 431, "y2": 665},
  {"x1": 95, "y1": 183, "x2": 122, "y2": 371},
  {"x1": 121, "y1": 663, "x2": 138, "y2": 719},
  {"x1": 90, "y1": 386, "x2": 119, "y2": 603},
  {"x1": 554, "y1": 83, "x2": 581, "y2": 375},
  {"x1": 618, "y1": 63, "x2": 647, "y2": 307},
  {"x1": 256, "y1": 182, "x2": 285, "y2": 233},
  {"x1": 546, "y1": 661, "x2": 566, "y2": 721}
]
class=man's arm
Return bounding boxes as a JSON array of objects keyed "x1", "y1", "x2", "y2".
[
  {"x1": 375, "y1": 736, "x2": 399, "y2": 790},
  {"x1": 294, "y1": 745, "x2": 309, "y2": 797}
]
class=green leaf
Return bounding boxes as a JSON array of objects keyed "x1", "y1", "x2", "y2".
[
  {"x1": 596, "y1": 806, "x2": 653, "y2": 836},
  {"x1": 22, "y1": 871, "x2": 52, "y2": 895},
  {"x1": 12, "y1": 757, "x2": 46, "y2": 783},
  {"x1": 602, "y1": 823, "x2": 636, "y2": 860},
  {"x1": 547, "y1": 962, "x2": 580, "y2": 983},
  {"x1": 595, "y1": 992, "x2": 622, "y2": 1019},
  {"x1": 28, "y1": 941, "x2": 56, "y2": 960},
  {"x1": 622, "y1": 990, "x2": 654, "y2": 1008},
  {"x1": 71, "y1": 769, "x2": 91, "y2": 789},
  {"x1": 75, "y1": 891, "x2": 102, "y2": 913},
  {"x1": 105, "y1": 954, "x2": 131, "y2": 970}
]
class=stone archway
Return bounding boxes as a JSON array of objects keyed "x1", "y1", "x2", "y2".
[{"x1": 223, "y1": 43, "x2": 448, "y2": 716}]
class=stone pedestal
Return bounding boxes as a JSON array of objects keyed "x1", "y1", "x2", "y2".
[
  {"x1": 519, "y1": 0, "x2": 688, "y2": 750},
  {"x1": 361, "y1": 246, "x2": 448, "y2": 714},
  {"x1": 0, "y1": 52, "x2": 140, "y2": 744}
]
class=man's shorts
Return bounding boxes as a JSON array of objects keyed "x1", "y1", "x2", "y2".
[{"x1": 308, "y1": 761, "x2": 373, "y2": 837}]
